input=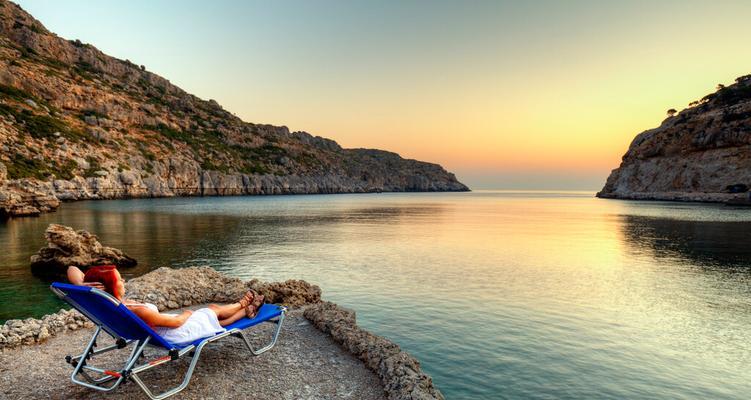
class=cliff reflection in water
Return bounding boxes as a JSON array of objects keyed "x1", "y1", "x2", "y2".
[{"x1": 620, "y1": 214, "x2": 751, "y2": 269}]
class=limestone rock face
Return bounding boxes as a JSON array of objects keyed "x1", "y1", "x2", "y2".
[
  {"x1": 0, "y1": 1, "x2": 468, "y2": 219},
  {"x1": 598, "y1": 75, "x2": 751, "y2": 202},
  {"x1": 29, "y1": 224, "x2": 137, "y2": 276}
]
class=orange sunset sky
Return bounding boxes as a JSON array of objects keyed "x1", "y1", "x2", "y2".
[{"x1": 16, "y1": 0, "x2": 751, "y2": 189}]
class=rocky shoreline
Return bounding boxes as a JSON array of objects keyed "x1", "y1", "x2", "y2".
[
  {"x1": 2, "y1": 167, "x2": 469, "y2": 219},
  {"x1": 0, "y1": 267, "x2": 444, "y2": 400},
  {"x1": 597, "y1": 191, "x2": 746, "y2": 204}
]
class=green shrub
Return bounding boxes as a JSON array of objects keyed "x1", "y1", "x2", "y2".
[
  {"x1": 239, "y1": 163, "x2": 269, "y2": 175},
  {"x1": 81, "y1": 109, "x2": 108, "y2": 119},
  {"x1": 200, "y1": 159, "x2": 229, "y2": 173},
  {"x1": 19, "y1": 46, "x2": 37, "y2": 58},
  {"x1": 7, "y1": 154, "x2": 49, "y2": 180},
  {"x1": 55, "y1": 159, "x2": 78, "y2": 180},
  {"x1": 29, "y1": 24, "x2": 44, "y2": 34},
  {"x1": 143, "y1": 123, "x2": 197, "y2": 145},
  {"x1": 0, "y1": 102, "x2": 72, "y2": 140},
  {"x1": 138, "y1": 145, "x2": 156, "y2": 161},
  {"x1": 86, "y1": 156, "x2": 101, "y2": 170},
  {"x1": 20, "y1": 111, "x2": 69, "y2": 139},
  {"x1": 73, "y1": 61, "x2": 99, "y2": 80},
  {"x1": 0, "y1": 84, "x2": 31, "y2": 101}
]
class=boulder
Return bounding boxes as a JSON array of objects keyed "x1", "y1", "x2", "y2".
[
  {"x1": 29, "y1": 224, "x2": 137, "y2": 277},
  {"x1": 248, "y1": 278, "x2": 322, "y2": 307}
]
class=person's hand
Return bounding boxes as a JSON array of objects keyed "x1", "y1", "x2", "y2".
[{"x1": 82, "y1": 281, "x2": 105, "y2": 290}]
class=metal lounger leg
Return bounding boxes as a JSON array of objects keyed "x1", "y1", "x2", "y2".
[
  {"x1": 129, "y1": 331, "x2": 232, "y2": 400},
  {"x1": 234, "y1": 311, "x2": 286, "y2": 356},
  {"x1": 69, "y1": 327, "x2": 150, "y2": 392}
]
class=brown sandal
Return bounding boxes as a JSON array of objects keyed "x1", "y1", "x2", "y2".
[
  {"x1": 244, "y1": 290, "x2": 265, "y2": 318},
  {"x1": 251, "y1": 292, "x2": 265, "y2": 309},
  {"x1": 245, "y1": 304, "x2": 259, "y2": 319},
  {"x1": 239, "y1": 291, "x2": 254, "y2": 308}
]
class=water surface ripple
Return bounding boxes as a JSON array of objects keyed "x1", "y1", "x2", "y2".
[{"x1": 1, "y1": 191, "x2": 750, "y2": 399}]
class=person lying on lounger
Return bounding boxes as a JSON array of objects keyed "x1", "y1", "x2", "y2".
[{"x1": 66, "y1": 265, "x2": 265, "y2": 346}]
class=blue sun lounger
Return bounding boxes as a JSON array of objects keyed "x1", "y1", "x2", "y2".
[{"x1": 50, "y1": 282, "x2": 287, "y2": 400}]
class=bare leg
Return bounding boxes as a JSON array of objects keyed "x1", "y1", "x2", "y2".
[
  {"x1": 207, "y1": 303, "x2": 243, "y2": 320},
  {"x1": 218, "y1": 309, "x2": 247, "y2": 326}
]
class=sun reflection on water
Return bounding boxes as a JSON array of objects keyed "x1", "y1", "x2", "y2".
[{"x1": 1, "y1": 192, "x2": 751, "y2": 399}]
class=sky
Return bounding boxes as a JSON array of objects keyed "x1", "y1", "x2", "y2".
[{"x1": 14, "y1": 0, "x2": 751, "y2": 190}]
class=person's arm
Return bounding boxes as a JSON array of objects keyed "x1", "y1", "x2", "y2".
[
  {"x1": 66, "y1": 266, "x2": 104, "y2": 289},
  {"x1": 131, "y1": 306, "x2": 193, "y2": 328},
  {"x1": 67, "y1": 266, "x2": 85, "y2": 285}
]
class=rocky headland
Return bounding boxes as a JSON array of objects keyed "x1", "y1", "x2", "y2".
[
  {"x1": 0, "y1": 0, "x2": 467, "y2": 218},
  {"x1": 598, "y1": 74, "x2": 751, "y2": 202}
]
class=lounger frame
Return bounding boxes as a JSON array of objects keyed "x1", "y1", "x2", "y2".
[{"x1": 51, "y1": 285, "x2": 286, "y2": 400}]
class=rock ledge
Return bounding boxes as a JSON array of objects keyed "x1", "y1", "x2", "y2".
[{"x1": 305, "y1": 302, "x2": 445, "y2": 400}]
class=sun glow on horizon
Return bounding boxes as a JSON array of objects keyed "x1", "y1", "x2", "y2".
[{"x1": 14, "y1": 0, "x2": 751, "y2": 189}]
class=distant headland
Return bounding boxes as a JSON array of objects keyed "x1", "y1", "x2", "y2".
[
  {"x1": 598, "y1": 74, "x2": 751, "y2": 203},
  {"x1": 0, "y1": 0, "x2": 467, "y2": 218}
]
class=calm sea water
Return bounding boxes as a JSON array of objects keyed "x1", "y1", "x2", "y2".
[{"x1": 1, "y1": 191, "x2": 751, "y2": 399}]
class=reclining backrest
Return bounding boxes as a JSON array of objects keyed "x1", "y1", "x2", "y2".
[{"x1": 50, "y1": 282, "x2": 174, "y2": 349}]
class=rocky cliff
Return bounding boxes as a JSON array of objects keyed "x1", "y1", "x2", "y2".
[
  {"x1": 598, "y1": 74, "x2": 751, "y2": 202},
  {"x1": 0, "y1": 1, "x2": 467, "y2": 218}
]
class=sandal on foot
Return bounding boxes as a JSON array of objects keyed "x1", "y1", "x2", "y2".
[
  {"x1": 239, "y1": 291, "x2": 254, "y2": 308},
  {"x1": 251, "y1": 292, "x2": 265, "y2": 309},
  {"x1": 245, "y1": 304, "x2": 259, "y2": 319}
]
